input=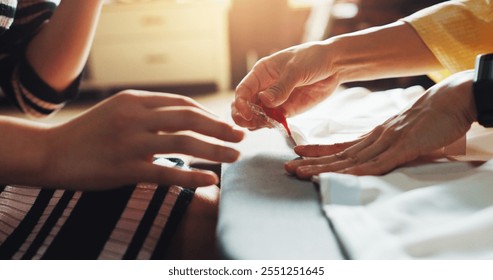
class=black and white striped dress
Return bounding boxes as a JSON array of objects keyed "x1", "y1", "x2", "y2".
[
  {"x1": 0, "y1": 1, "x2": 195, "y2": 259},
  {"x1": 0, "y1": 180, "x2": 194, "y2": 259}
]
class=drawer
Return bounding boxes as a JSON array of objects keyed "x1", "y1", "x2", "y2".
[
  {"x1": 95, "y1": 3, "x2": 222, "y2": 38},
  {"x1": 89, "y1": 39, "x2": 217, "y2": 86}
]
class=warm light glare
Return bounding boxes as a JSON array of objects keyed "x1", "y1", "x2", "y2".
[
  {"x1": 288, "y1": 0, "x2": 327, "y2": 8},
  {"x1": 332, "y1": 2, "x2": 359, "y2": 19}
]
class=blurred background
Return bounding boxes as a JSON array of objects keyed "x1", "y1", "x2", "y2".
[
  {"x1": 1, "y1": 0, "x2": 449, "y2": 109},
  {"x1": 83, "y1": 0, "x2": 448, "y2": 96}
]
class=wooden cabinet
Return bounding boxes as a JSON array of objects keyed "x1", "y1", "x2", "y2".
[{"x1": 84, "y1": 0, "x2": 231, "y2": 91}]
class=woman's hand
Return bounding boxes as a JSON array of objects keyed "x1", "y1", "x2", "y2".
[
  {"x1": 231, "y1": 21, "x2": 441, "y2": 131},
  {"x1": 42, "y1": 90, "x2": 245, "y2": 190},
  {"x1": 285, "y1": 70, "x2": 477, "y2": 178},
  {"x1": 232, "y1": 42, "x2": 340, "y2": 130}
]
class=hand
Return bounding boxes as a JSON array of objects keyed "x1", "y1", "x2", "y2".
[
  {"x1": 42, "y1": 90, "x2": 245, "y2": 190},
  {"x1": 232, "y1": 42, "x2": 340, "y2": 130},
  {"x1": 231, "y1": 22, "x2": 441, "y2": 131},
  {"x1": 285, "y1": 70, "x2": 477, "y2": 178}
]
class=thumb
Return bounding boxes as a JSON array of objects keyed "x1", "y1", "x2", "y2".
[{"x1": 259, "y1": 70, "x2": 300, "y2": 108}]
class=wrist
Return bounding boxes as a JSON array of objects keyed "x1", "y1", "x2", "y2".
[
  {"x1": 324, "y1": 36, "x2": 354, "y2": 84},
  {"x1": 0, "y1": 118, "x2": 53, "y2": 186},
  {"x1": 456, "y1": 71, "x2": 477, "y2": 124}
]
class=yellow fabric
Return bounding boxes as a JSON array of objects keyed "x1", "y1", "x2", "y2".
[{"x1": 402, "y1": 0, "x2": 493, "y2": 82}]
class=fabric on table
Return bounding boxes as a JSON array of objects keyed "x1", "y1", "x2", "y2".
[
  {"x1": 290, "y1": 85, "x2": 425, "y2": 145},
  {"x1": 289, "y1": 85, "x2": 493, "y2": 259},
  {"x1": 289, "y1": 86, "x2": 466, "y2": 155},
  {"x1": 219, "y1": 127, "x2": 344, "y2": 260},
  {"x1": 319, "y1": 160, "x2": 493, "y2": 259}
]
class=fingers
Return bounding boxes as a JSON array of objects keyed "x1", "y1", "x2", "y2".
[
  {"x1": 145, "y1": 134, "x2": 241, "y2": 163},
  {"x1": 233, "y1": 58, "x2": 301, "y2": 127},
  {"x1": 234, "y1": 60, "x2": 278, "y2": 121},
  {"x1": 139, "y1": 163, "x2": 220, "y2": 188},
  {"x1": 285, "y1": 126, "x2": 414, "y2": 179},
  {"x1": 147, "y1": 106, "x2": 245, "y2": 143},
  {"x1": 293, "y1": 141, "x2": 357, "y2": 157},
  {"x1": 341, "y1": 147, "x2": 408, "y2": 176},
  {"x1": 259, "y1": 67, "x2": 300, "y2": 108},
  {"x1": 121, "y1": 90, "x2": 208, "y2": 111}
]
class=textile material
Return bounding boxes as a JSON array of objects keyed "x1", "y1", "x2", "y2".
[
  {"x1": 402, "y1": 0, "x2": 493, "y2": 82},
  {"x1": 319, "y1": 160, "x2": 493, "y2": 259},
  {"x1": 0, "y1": 158, "x2": 194, "y2": 260},
  {"x1": 219, "y1": 127, "x2": 344, "y2": 260},
  {"x1": 291, "y1": 86, "x2": 423, "y2": 144},
  {"x1": 0, "y1": 0, "x2": 17, "y2": 34},
  {"x1": 290, "y1": 86, "x2": 493, "y2": 259},
  {"x1": 290, "y1": 86, "x2": 466, "y2": 155},
  {"x1": 0, "y1": 184, "x2": 193, "y2": 260}
]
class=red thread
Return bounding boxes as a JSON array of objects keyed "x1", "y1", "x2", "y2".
[{"x1": 262, "y1": 106, "x2": 291, "y2": 136}]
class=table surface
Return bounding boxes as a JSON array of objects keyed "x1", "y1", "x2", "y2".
[{"x1": 218, "y1": 127, "x2": 345, "y2": 260}]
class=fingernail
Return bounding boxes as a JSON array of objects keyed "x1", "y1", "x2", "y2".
[{"x1": 232, "y1": 128, "x2": 246, "y2": 140}]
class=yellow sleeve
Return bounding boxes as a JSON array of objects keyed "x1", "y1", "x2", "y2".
[{"x1": 402, "y1": 0, "x2": 493, "y2": 82}]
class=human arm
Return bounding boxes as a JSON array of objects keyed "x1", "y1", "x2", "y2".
[
  {"x1": 25, "y1": 0, "x2": 104, "y2": 92},
  {"x1": 284, "y1": 70, "x2": 477, "y2": 178},
  {"x1": 232, "y1": 20, "x2": 442, "y2": 129},
  {"x1": 0, "y1": 90, "x2": 245, "y2": 190},
  {"x1": 0, "y1": 0, "x2": 105, "y2": 118}
]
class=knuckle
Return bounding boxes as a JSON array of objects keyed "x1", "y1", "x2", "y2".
[
  {"x1": 335, "y1": 151, "x2": 347, "y2": 160},
  {"x1": 178, "y1": 108, "x2": 204, "y2": 129},
  {"x1": 347, "y1": 154, "x2": 360, "y2": 164},
  {"x1": 114, "y1": 90, "x2": 141, "y2": 102}
]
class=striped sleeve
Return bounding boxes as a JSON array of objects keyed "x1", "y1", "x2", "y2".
[
  {"x1": 0, "y1": 0, "x2": 81, "y2": 118},
  {"x1": 10, "y1": 56, "x2": 81, "y2": 118},
  {"x1": 0, "y1": 0, "x2": 16, "y2": 35}
]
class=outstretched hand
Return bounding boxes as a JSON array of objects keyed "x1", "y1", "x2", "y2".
[{"x1": 43, "y1": 90, "x2": 245, "y2": 190}]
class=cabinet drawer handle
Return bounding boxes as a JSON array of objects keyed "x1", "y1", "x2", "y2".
[
  {"x1": 145, "y1": 54, "x2": 169, "y2": 65},
  {"x1": 140, "y1": 15, "x2": 166, "y2": 27}
]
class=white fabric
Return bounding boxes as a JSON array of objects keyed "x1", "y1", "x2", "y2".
[
  {"x1": 289, "y1": 86, "x2": 425, "y2": 145},
  {"x1": 320, "y1": 161, "x2": 493, "y2": 259},
  {"x1": 290, "y1": 86, "x2": 493, "y2": 259}
]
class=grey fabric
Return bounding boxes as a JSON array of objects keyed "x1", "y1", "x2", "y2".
[{"x1": 218, "y1": 128, "x2": 344, "y2": 260}]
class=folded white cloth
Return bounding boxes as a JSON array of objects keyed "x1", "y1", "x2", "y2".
[
  {"x1": 289, "y1": 86, "x2": 425, "y2": 145},
  {"x1": 319, "y1": 160, "x2": 493, "y2": 259}
]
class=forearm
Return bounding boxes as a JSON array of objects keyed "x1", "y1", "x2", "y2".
[
  {"x1": 0, "y1": 117, "x2": 52, "y2": 186},
  {"x1": 328, "y1": 21, "x2": 442, "y2": 84},
  {"x1": 26, "y1": 0, "x2": 104, "y2": 92}
]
